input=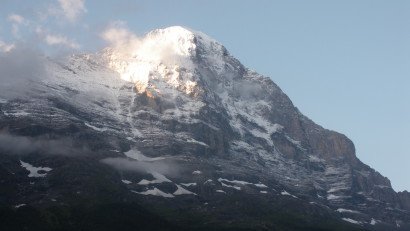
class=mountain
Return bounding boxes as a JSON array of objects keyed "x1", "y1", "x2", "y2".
[{"x1": 0, "y1": 26, "x2": 409, "y2": 231}]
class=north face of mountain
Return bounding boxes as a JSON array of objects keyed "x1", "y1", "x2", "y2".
[{"x1": 0, "y1": 26, "x2": 409, "y2": 230}]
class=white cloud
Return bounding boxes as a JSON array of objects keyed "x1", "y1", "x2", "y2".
[
  {"x1": 101, "y1": 21, "x2": 141, "y2": 55},
  {"x1": 57, "y1": 0, "x2": 87, "y2": 22},
  {"x1": 0, "y1": 40, "x2": 15, "y2": 52},
  {"x1": 8, "y1": 14, "x2": 29, "y2": 25},
  {"x1": 35, "y1": 27, "x2": 81, "y2": 50},
  {"x1": 45, "y1": 34, "x2": 80, "y2": 49},
  {"x1": 8, "y1": 14, "x2": 29, "y2": 37}
]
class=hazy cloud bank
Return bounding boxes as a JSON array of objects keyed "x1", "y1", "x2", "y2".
[
  {"x1": 0, "y1": 133, "x2": 86, "y2": 156},
  {"x1": 101, "y1": 157, "x2": 180, "y2": 177},
  {"x1": 0, "y1": 46, "x2": 48, "y2": 99}
]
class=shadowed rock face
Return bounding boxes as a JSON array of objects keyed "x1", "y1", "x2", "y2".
[
  {"x1": 399, "y1": 191, "x2": 410, "y2": 211},
  {"x1": 0, "y1": 26, "x2": 409, "y2": 230}
]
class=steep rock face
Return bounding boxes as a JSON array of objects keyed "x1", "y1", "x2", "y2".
[
  {"x1": 399, "y1": 191, "x2": 410, "y2": 210},
  {"x1": 0, "y1": 26, "x2": 409, "y2": 230}
]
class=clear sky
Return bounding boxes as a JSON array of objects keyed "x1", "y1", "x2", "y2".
[{"x1": 0, "y1": 0, "x2": 409, "y2": 191}]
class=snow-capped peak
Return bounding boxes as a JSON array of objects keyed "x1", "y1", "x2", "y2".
[
  {"x1": 145, "y1": 26, "x2": 198, "y2": 58},
  {"x1": 102, "y1": 26, "x2": 226, "y2": 94}
]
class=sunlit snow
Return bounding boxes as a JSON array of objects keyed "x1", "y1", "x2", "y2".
[{"x1": 104, "y1": 26, "x2": 224, "y2": 96}]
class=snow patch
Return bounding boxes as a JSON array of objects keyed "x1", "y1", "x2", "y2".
[
  {"x1": 0, "y1": 98, "x2": 7, "y2": 103},
  {"x1": 217, "y1": 178, "x2": 268, "y2": 189},
  {"x1": 15, "y1": 204, "x2": 26, "y2": 208},
  {"x1": 216, "y1": 190, "x2": 226, "y2": 193},
  {"x1": 254, "y1": 183, "x2": 268, "y2": 188},
  {"x1": 327, "y1": 194, "x2": 340, "y2": 200},
  {"x1": 285, "y1": 135, "x2": 305, "y2": 151},
  {"x1": 132, "y1": 188, "x2": 174, "y2": 198},
  {"x1": 342, "y1": 218, "x2": 362, "y2": 225},
  {"x1": 20, "y1": 160, "x2": 52, "y2": 178},
  {"x1": 192, "y1": 170, "x2": 202, "y2": 175},
  {"x1": 281, "y1": 190, "x2": 298, "y2": 198},
  {"x1": 3, "y1": 111, "x2": 30, "y2": 117},
  {"x1": 260, "y1": 191, "x2": 268, "y2": 194},
  {"x1": 325, "y1": 166, "x2": 342, "y2": 175},
  {"x1": 137, "y1": 172, "x2": 172, "y2": 185},
  {"x1": 181, "y1": 182, "x2": 197, "y2": 187},
  {"x1": 173, "y1": 184, "x2": 196, "y2": 195},
  {"x1": 218, "y1": 178, "x2": 250, "y2": 185},
  {"x1": 220, "y1": 181, "x2": 241, "y2": 190},
  {"x1": 370, "y1": 218, "x2": 377, "y2": 225},
  {"x1": 336, "y1": 208, "x2": 360, "y2": 214},
  {"x1": 124, "y1": 149, "x2": 165, "y2": 161},
  {"x1": 204, "y1": 179, "x2": 213, "y2": 184},
  {"x1": 84, "y1": 122, "x2": 107, "y2": 132},
  {"x1": 327, "y1": 194, "x2": 350, "y2": 200},
  {"x1": 308, "y1": 155, "x2": 323, "y2": 162},
  {"x1": 121, "y1": 179, "x2": 132, "y2": 184},
  {"x1": 186, "y1": 138, "x2": 208, "y2": 147},
  {"x1": 327, "y1": 186, "x2": 349, "y2": 193}
]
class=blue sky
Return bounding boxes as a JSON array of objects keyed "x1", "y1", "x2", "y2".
[{"x1": 1, "y1": 0, "x2": 409, "y2": 191}]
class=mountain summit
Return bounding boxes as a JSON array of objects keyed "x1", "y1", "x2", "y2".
[
  {"x1": 0, "y1": 26, "x2": 409, "y2": 230},
  {"x1": 103, "y1": 26, "x2": 228, "y2": 95}
]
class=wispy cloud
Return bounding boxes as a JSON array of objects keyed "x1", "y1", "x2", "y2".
[
  {"x1": 4, "y1": 1, "x2": 87, "y2": 52},
  {"x1": 45, "y1": 34, "x2": 81, "y2": 49},
  {"x1": 34, "y1": 26, "x2": 81, "y2": 50},
  {"x1": 0, "y1": 40, "x2": 15, "y2": 52},
  {"x1": 57, "y1": 0, "x2": 87, "y2": 22},
  {"x1": 8, "y1": 14, "x2": 29, "y2": 37},
  {"x1": 101, "y1": 157, "x2": 181, "y2": 177},
  {"x1": 8, "y1": 14, "x2": 29, "y2": 25},
  {"x1": 101, "y1": 21, "x2": 141, "y2": 55},
  {"x1": 0, "y1": 133, "x2": 87, "y2": 156}
]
